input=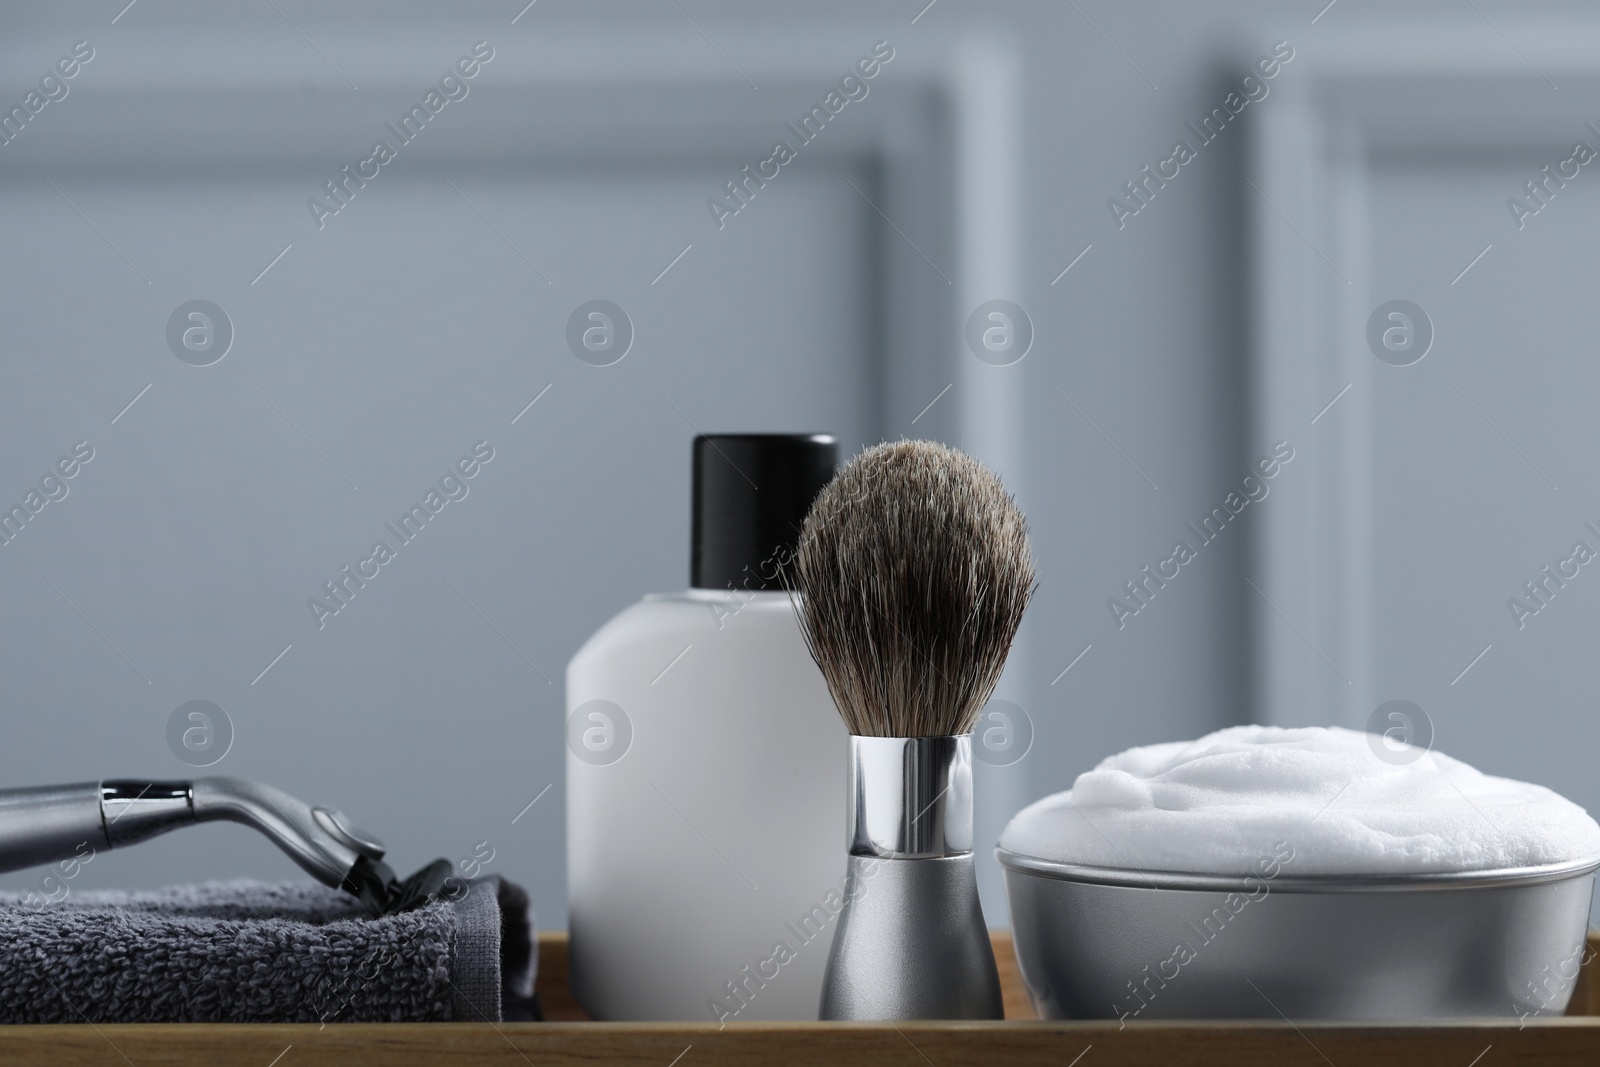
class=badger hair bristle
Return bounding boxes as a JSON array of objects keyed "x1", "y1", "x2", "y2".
[{"x1": 793, "y1": 440, "x2": 1036, "y2": 738}]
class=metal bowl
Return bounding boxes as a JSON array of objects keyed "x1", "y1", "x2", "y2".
[{"x1": 998, "y1": 848, "x2": 1598, "y2": 1021}]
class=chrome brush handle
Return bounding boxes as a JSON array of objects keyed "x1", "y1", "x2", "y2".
[{"x1": 820, "y1": 735, "x2": 1004, "y2": 1020}]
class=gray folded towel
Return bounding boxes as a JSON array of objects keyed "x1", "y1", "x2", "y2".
[{"x1": 0, "y1": 876, "x2": 538, "y2": 1023}]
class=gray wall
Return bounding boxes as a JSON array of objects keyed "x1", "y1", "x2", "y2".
[{"x1": 2, "y1": 0, "x2": 1597, "y2": 931}]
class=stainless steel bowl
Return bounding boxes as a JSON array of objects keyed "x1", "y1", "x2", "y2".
[{"x1": 998, "y1": 848, "x2": 1598, "y2": 1020}]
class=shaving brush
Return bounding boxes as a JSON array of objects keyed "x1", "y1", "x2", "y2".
[{"x1": 795, "y1": 439, "x2": 1035, "y2": 1020}]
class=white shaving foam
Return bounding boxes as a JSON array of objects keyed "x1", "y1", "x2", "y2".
[{"x1": 1000, "y1": 725, "x2": 1600, "y2": 875}]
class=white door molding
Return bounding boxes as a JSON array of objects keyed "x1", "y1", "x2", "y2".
[
  {"x1": 1246, "y1": 21, "x2": 1600, "y2": 728},
  {"x1": 3, "y1": 20, "x2": 1022, "y2": 458}
]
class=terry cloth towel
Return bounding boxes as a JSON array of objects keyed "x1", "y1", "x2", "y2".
[{"x1": 0, "y1": 876, "x2": 538, "y2": 1023}]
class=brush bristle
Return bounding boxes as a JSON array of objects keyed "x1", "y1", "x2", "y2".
[{"x1": 793, "y1": 440, "x2": 1036, "y2": 738}]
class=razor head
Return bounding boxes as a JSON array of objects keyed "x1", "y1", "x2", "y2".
[
  {"x1": 342, "y1": 855, "x2": 455, "y2": 916},
  {"x1": 390, "y1": 858, "x2": 454, "y2": 912}
]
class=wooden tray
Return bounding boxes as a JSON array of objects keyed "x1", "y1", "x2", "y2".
[{"x1": 4, "y1": 930, "x2": 1598, "y2": 1066}]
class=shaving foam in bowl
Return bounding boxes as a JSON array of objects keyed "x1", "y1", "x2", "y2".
[
  {"x1": 997, "y1": 725, "x2": 1600, "y2": 1020},
  {"x1": 1000, "y1": 725, "x2": 1600, "y2": 876}
]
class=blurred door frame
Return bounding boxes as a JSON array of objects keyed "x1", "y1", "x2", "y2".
[{"x1": 1246, "y1": 23, "x2": 1596, "y2": 726}]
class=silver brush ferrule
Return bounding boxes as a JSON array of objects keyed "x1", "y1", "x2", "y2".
[{"x1": 847, "y1": 735, "x2": 972, "y2": 858}]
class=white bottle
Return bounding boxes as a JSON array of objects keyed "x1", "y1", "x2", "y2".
[{"x1": 567, "y1": 434, "x2": 846, "y2": 1022}]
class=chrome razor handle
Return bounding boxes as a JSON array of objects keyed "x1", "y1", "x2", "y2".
[
  {"x1": 0, "y1": 778, "x2": 386, "y2": 894},
  {"x1": 0, "y1": 779, "x2": 206, "y2": 875},
  {"x1": 189, "y1": 777, "x2": 386, "y2": 889},
  {"x1": 818, "y1": 735, "x2": 1004, "y2": 1020},
  {"x1": 0, "y1": 781, "x2": 116, "y2": 873}
]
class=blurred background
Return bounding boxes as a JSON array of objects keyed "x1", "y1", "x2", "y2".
[{"x1": 3, "y1": 0, "x2": 1600, "y2": 930}]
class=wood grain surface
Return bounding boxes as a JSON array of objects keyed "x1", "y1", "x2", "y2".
[
  {"x1": 0, "y1": 930, "x2": 1594, "y2": 1066},
  {"x1": 539, "y1": 931, "x2": 1036, "y2": 1021}
]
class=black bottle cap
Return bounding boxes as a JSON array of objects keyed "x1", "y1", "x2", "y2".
[{"x1": 691, "y1": 434, "x2": 838, "y2": 591}]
